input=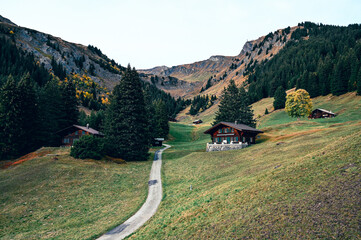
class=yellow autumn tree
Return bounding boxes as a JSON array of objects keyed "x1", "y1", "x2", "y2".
[{"x1": 285, "y1": 89, "x2": 313, "y2": 119}]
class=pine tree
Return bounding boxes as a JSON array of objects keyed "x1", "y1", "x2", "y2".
[
  {"x1": 58, "y1": 81, "x2": 78, "y2": 130},
  {"x1": 16, "y1": 74, "x2": 39, "y2": 153},
  {"x1": 0, "y1": 75, "x2": 21, "y2": 159},
  {"x1": 153, "y1": 100, "x2": 169, "y2": 138},
  {"x1": 213, "y1": 80, "x2": 255, "y2": 127},
  {"x1": 273, "y1": 86, "x2": 286, "y2": 110},
  {"x1": 331, "y1": 57, "x2": 348, "y2": 96},
  {"x1": 238, "y1": 87, "x2": 256, "y2": 127},
  {"x1": 104, "y1": 65, "x2": 150, "y2": 161},
  {"x1": 37, "y1": 80, "x2": 64, "y2": 146},
  {"x1": 0, "y1": 74, "x2": 38, "y2": 158},
  {"x1": 143, "y1": 87, "x2": 157, "y2": 144}
]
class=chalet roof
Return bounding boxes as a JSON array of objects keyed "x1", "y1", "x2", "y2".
[
  {"x1": 154, "y1": 138, "x2": 165, "y2": 141},
  {"x1": 57, "y1": 124, "x2": 104, "y2": 136},
  {"x1": 313, "y1": 108, "x2": 335, "y2": 115},
  {"x1": 204, "y1": 121, "x2": 263, "y2": 134}
]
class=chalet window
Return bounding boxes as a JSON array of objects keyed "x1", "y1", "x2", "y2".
[
  {"x1": 219, "y1": 129, "x2": 222, "y2": 133},
  {"x1": 231, "y1": 128, "x2": 234, "y2": 132},
  {"x1": 235, "y1": 137, "x2": 238, "y2": 141},
  {"x1": 64, "y1": 138, "x2": 69, "y2": 143},
  {"x1": 243, "y1": 137, "x2": 246, "y2": 142},
  {"x1": 82, "y1": 131, "x2": 86, "y2": 135},
  {"x1": 227, "y1": 137, "x2": 230, "y2": 143},
  {"x1": 75, "y1": 131, "x2": 78, "y2": 135},
  {"x1": 250, "y1": 137, "x2": 253, "y2": 143}
]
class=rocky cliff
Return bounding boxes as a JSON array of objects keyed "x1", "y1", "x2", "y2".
[{"x1": 0, "y1": 15, "x2": 124, "y2": 90}]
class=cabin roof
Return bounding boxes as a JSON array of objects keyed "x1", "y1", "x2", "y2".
[
  {"x1": 154, "y1": 138, "x2": 165, "y2": 141},
  {"x1": 57, "y1": 124, "x2": 104, "y2": 136},
  {"x1": 313, "y1": 108, "x2": 335, "y2": 115},
  {"x1": 204, "y1": 121, "x2": 263, "y2": 134}
]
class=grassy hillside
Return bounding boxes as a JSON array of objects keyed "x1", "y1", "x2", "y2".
[
  {"x1": 0, "y1": 148, "x2": 154, "y2": 240},
  {"x1": 129, "y1": 92, "x2": 361, "y2": 239}
]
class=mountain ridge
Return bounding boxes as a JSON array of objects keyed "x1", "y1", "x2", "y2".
[{"x1": 140, "y1": 25, "x2": 299, "y2": 98}]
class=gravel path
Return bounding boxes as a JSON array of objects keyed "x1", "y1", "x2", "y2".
[{"x1": 97, "y1": 144, "x2": 171, "y2": 240}]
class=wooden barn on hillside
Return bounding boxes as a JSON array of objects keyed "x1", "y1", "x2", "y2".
[
  {"x1": 204, "y1": 122, "x2": 263, "y2": 145},
  {"x1": 204, "y1": 122, "x2": 263, "y2": 152},
  {"x1": 309, "y1": 108, "x2": 336, "y2": 119},
  {"x1": 57, "y1": 124, "x2": 104, "y2": 146}
]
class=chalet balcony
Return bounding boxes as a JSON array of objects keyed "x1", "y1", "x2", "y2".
[{"x1": 206, "y1": 142, "x2": 249, "y2": 152}]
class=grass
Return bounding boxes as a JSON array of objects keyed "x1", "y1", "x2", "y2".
[
  {"x1": 0, "y1": 148, "x2": 154, "y2": 240},
  {"x1": 128, "y1": 92, "x2": 361, "y2": 239}
]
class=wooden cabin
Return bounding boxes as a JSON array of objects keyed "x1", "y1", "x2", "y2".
[
  {"x1": 309, "y1": 108, "x2": 336, "y2": 119},
  {"x1": 193, "y1": 119, "x2": 203, "y2": 124},
  {"x1": 204, "y1": 122, "x2": 263, "y2": 145},
  {"x1": 152, "y1": 138, "x2": 165, "y2": 147},
  {"x1": 57, "y1": 124, "x2": 104, "y2": 146}
]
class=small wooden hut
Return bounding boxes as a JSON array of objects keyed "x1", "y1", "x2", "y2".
[
  {"x1": 57, "y1": 124, "x2": 104, "y2": 146},
  {"x1": 309, "y1": 108, "x2": 336, "y2": 119}
]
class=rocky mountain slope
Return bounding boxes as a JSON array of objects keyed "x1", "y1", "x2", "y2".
[
  {"x1": 140, "y1": 26, "x2": 300, "y2": 98},
  {"x1": 0, "y1": 15, "x2": 124, "y2": 90}
]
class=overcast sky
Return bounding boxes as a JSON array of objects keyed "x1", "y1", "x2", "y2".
[{"x1": 2, "y1": 0, "x2": 361, "y2": 69}]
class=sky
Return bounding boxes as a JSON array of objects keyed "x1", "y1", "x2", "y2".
[{"x1": 1, "y1": 0, "x2": 361, "y2": 69}]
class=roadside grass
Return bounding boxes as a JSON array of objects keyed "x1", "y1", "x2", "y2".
[
  {"x1": 129, "y1": 92, "x2": 361, "y2": 239},
  {"x1": 0, "y1": 148, "x2": 154, "y2": 240}
]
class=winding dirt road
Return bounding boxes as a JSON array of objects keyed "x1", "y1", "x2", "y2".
[{"x1": 97, "y1": 144, "x2": 171, "y2": 240}]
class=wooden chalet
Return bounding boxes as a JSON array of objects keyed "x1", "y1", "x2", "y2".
[
  {"x1": 57, "y1": 124, "x2": 104, "y2": 146},
  {"x1": 153, "y1": 138, "x2": 165, "y2": 147},
  {"x1": 204, "y1": 121, "x2": 263, "y2": 145},
  {"x1": 193, "y1": 119, "x2": 203, "y2": 124},
  {"x1": 309, "y1": 108, "x2": 336, "y2": 119}
]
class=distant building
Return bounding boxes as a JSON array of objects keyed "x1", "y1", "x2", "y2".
[
  {"x1": 153, "y1": 138, "x2": 165, "y2": 147},
  {"x1": 204, "y1": 121, "x2": 263, "y2": 152},
  {"x1": 193, "y1": 119, "x2": 203, "y2": 124},
  {"x1": 309, "y1": 108, "x2": 336, "y2": 119},
  {"x1": 57, "y1": 124, "x2": 104, "y2": 146}
]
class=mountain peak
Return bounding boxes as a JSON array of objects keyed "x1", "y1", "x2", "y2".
[{"x1": 208, "y1": 55, "x2": 226, "y2": 62}]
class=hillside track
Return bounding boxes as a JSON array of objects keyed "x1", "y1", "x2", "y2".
[{"x1": 97, "y1": 144, "x2": 171, "y2": 240}]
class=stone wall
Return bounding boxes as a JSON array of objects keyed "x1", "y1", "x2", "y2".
[{"x1": 206, "y1": 143, "x2": 248, "y2": 152}]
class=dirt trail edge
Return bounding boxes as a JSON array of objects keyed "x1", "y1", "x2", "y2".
[{"x1": 97, "y1": 144, "x2": 171, "y2": 240}]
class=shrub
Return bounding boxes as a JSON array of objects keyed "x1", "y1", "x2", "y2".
[{"x1": 70, "y1": 135, "x2": 104, "y2": 160}]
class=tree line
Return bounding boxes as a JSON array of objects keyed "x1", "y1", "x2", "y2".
[
  {"x1": 189, "y1": 94, "x2": 217, "y2": 116},
  {"x1": 0, "y1": 37, "x2": 180, "y2": 161},
  {"x1": 247, "y1": 22, "x2": 361, "y2": 103}
]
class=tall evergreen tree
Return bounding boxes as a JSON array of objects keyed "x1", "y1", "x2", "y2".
[
  {"x1": 16, "y1": 74, "x2": 39, "y2": 153},
  {"x1": 37, "y1": 80, "x2": 64, "y2": 146},
  {"x1": 331, "y1": 56, "x2": 349, "y2": 96},
  {"x1": 0, "y1": 74, "x2": 38, "y2": 158},
  {"x1": 153, "y1": 100, "x2": 169, "y2": 138},
  {"x1": 273, "y1": 86, "x2": 286, "y2": 110},
  {"x1": 58, "y1": 81, "x2": 78, "y2": 130},
  {"x1": 213, "y1": 80, "x2": 255, "y2": 127},
  {"x1": 0, "y1": 75, "x2": 21, "y2": 159},
  {"x1": 238, "y1": 87, "x2": 256, "y2": 127},
  {"x1": 104, "y1": 65, "x2": 150, "y2": 161}
]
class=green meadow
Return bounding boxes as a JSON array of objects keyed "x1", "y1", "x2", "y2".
[
  {"x1": 0, "y1": 148, "x2": 154, "y2": 240},
  {"x1": 129, "y1": 92, "x2": 361, "y2": 239}
]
